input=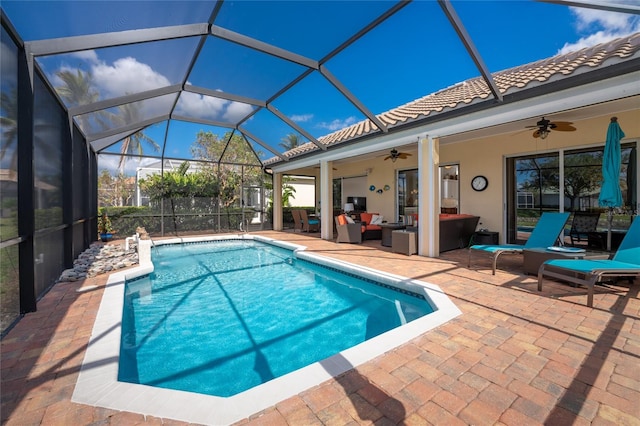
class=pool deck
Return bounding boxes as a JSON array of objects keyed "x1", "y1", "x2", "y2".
[{"x1": 2, "y1": 230, "x2": 639, "y2": 425}]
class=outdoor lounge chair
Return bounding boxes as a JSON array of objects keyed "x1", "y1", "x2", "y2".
[
  {"x1": 468, "y1": 212, "x2": 570, "y2": 275},
  {"x1": 538, "y1": 217, "x2": 640, "y2": 307},
  {"x1": 291, "y1": 209, "x2": 303, "y2": 232},
  {"x1": 568, "y1": 211, "x2": 600, "y2": 246},
  {"x1": 299, "y1": 209, "x2": 320, "y2": 232},
  {"x1": 335, "y1": 215, "x2": 362, "y2": 243}
]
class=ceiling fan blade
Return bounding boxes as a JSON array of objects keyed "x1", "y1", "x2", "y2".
[
  {"x1": 398, "y1": 153, "x2": 412, "y2": 159},
  {"x1": 383, "y1": 155, "x2": 392, "y2": 161},
  {"x1": 533, "y1": 130, "x2": 541, "y2": 138},
  {"x1": 552, "y1": 123, "x2": 576, "y2": 131}
]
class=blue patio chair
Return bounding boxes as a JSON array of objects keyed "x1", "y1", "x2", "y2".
[
  {"x1": 538, "y1": 217, "x2": 640, "y2": 307},
  {"x1": 468, "y1": 212, "x2": 570, "y2": 275},
  {"x1": 299, "y1": 209, "x2": 320, "y2": 232}
]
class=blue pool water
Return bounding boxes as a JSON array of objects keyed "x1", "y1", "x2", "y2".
[{"x1": 118, "y1": 239, "x2": 434, "y2": 397}]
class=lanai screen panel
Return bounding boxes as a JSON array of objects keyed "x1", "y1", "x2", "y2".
[
  {"x1": 164, "y1": 121, "x2": 260, "y2": 165},
  {"x1": 213, "y1": 1, "x2": 394, "y2": 60},
  {"x1": 188, "y1": 36, "x2": 309, "y2": 102},
  {"x1": 269, "y1": 71, "x2": 371, "y2": 142},
  {"x1": 174, "y1": 91, "x2": 257, "y2": 128},
  {"x1": 2, "y1": 1, "x2": 214, "y2": 40},
  {"x1": 325, "y1": 1, "x2": 478, "y2": 114}
]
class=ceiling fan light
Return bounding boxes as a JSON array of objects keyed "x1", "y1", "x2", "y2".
[{"x1": 539, "y1": 129, "x2": 549, "y2": 139}]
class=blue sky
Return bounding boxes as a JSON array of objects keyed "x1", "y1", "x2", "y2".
[{"x1": 2, "y1": 1, "x2": 639, "y2": 173}]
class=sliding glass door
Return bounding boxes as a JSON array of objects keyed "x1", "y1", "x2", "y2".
[
  {"x1": 507, "y1": 143, "x2": 637, "y2": 244},
  {"x1": 398, "y1": 168, "x2": 418, "y2": 224},
  {"x1": 507, "y1": 153, "x2": 560, "y2": 244}
]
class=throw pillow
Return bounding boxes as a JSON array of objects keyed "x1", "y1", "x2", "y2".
[
  {"x1": 345, "y1": 215, "x2": 355, "y2": 224},
  {"x1": 370, "y1": 214, "x2": 384, "y2": 225}
]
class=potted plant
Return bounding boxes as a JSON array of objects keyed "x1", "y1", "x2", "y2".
[{"x1": 98, "y1": 210, "x2": 113, "y2": 242}]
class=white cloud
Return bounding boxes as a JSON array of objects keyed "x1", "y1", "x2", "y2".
[
  {"x1": 98, "y1": 152, "x2": 157, "y2": 175},
  {"x1": 175, "y1": 91, "x2": 228, "y2": 119},
  {"x1": 317, "y1": 116, "x2": 358, "y2": 132},
  {"x1": 223, "y1": 101, "x2": 254, "y2": 122},
  {"x1": 558, "y1": 7, "x2": 640, "y2": 54},
  {"x1": 290, "y1": 113, "x2": 313, "y2": 123},
  {"x1": 69, "y1": 50, "x2": 99, "y2": 64},
  {"x1": 92, "y1": 57, "x2": 171, "y2": 98},
  {"x1": 175, "y1": 91, "x2": 254, "y2": 123}
]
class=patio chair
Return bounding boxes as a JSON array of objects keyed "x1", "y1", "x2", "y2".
[
  {"x1": 299, "y1": 209, "x2": 320, "y2": 232},
  {"x1": 335, "y1": 215, "x2": 362, "y2": 243},
  {"x1": 568, "y1": 211, "x2": 600, "y2": 246},
  {"x1": 291, "y1": 209, "x2": 303, "y2": 232},
  {"x1": 468, "y1": 212, "x2": 570, "y2": 275},
  {"x1": 538, "y1": 217, "x2": 640, "y2": 307}
]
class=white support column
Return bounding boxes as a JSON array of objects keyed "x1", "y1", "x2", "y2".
[
  {"x1": 418, "y1": 136, "x2": 440, "y2": 257},
  {"x1": 273, "y1": 173, "x2": 283, "y2": 231},
  {"x1": 320, "y1": 161, "x2": 334, "y2": 241}
]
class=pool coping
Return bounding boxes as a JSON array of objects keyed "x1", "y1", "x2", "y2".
[{"x1": 72, "y1": 235, "x2": 462, "y2": 425}]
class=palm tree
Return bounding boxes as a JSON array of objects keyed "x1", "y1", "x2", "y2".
[
  {"x1": 114, "y1": 102, "x2": 161, "y2": 174},
  {"x1": 55, "y1": 69, "x2": 97, "y2": 106},
  {"x1": 54, "y1": 69, "x2": 109, "y2": 132},
  {"x1": 279, "y1": 133, "x2": 301, "y2": 151}
]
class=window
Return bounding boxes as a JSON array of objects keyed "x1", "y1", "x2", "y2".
[{"x1": 506, "y1": 143, "x2": 637, "y2": 244}]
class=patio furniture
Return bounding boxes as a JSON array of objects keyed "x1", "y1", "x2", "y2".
[
  {"x1": 392, "y1": 230, "x2": 416, "y2": 255},
  {"x1": 335, "y1": 215, "x2": 362, "y2": 243},
  {"x1": 299, "y1": 209, "x2": 320, "y2": 232},
  {"x1": 291, "y1": 209, "x2": 303, "y2": 232},
  {"x1": 468, "y1": 212, "x2": 570, "y2": 275},
  {"x1": 440, "y1": 214, "x2": 480, "y2": 252},
  {"x1": 359, "y1": 212, "x2": 383, "y2": 240},
  {"x1": 587, "y1": 230, "x2": 626, "y2": 251},
  {"x1": 472, "y1": 230, "x2": 499, "y2": 245},
  {"x1": 538, "y1": 217, "x2": 640, "y2": 307},
  {"x1": 523, "y1": 247, "x2": 609, "y2": 275},
  {"x1": 568, "y1": 211, "x2": 600, "y2": 246},
  {"x1": 381, "y1": 223, "x2": 406, "y2": 246}
]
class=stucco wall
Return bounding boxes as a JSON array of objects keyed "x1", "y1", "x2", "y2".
[
  {"x1": 440, "y1": 111, "x2": 640, "y2": 239},
  {"x1": 332, "y1": 155, "x2": 419, "y2": 222}
]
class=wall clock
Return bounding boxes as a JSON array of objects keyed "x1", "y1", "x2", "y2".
[{"x1": 471, "y1": 175, "x2": 488, "y2": 191}]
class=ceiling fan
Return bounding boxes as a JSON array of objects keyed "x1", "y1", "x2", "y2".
[
  {"x1": 383, "y1": 148, "x2": 412, "y2": 162},
  {"x1": 525, "y1": 117, "x2": 576, "y2": 139}
]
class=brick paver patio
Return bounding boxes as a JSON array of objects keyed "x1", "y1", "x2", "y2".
[{"x1": 2, "y1": 231, "x2": 639, "y2": 425}]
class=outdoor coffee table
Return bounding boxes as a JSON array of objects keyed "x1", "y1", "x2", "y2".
[
  {"x1": 380, "y1": 222, "x2": 406, "y2": 247},
  {"x1": 523, "y1": 247, "x2": 610, "y2": 276}
]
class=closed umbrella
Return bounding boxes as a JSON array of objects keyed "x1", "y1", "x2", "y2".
[
  {"x1": 598, "y1": 117, "x2": 625, "y2": 251},
  {"x1": 627, "y1": 147, "x2": 636, "y2": 211}
]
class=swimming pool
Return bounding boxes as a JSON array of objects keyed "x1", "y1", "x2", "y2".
[
  {"x1": 118, "y1": 240, "x2": 434, "y2": 397},
  {"x1": 72, "y1": 234, "x2": 461, "y2": 425}
]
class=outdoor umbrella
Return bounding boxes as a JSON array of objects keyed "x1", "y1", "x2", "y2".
[
  {"x1": 627, "y1": 147, "x2": 636, "y2": 211},
  {"x1": 598, "y1": 117, "x2": 625, "y2": 251}
]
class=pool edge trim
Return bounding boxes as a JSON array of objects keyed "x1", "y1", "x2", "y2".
[{"x1": 72, "y1": 235, "x2": 461, "y2": 425}]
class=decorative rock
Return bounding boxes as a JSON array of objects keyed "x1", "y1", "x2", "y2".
[{"x1": 57, "y1": 241, "x2": 139, "y2": 283}]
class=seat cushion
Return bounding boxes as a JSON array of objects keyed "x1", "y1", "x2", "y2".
[{"x1": 360, "y1": 212, "x2": 378, "y2": 225}]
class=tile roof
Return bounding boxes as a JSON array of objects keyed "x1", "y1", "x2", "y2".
[{"x1": 265, "y1": 32, "x2": 640, "y2": 165}]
